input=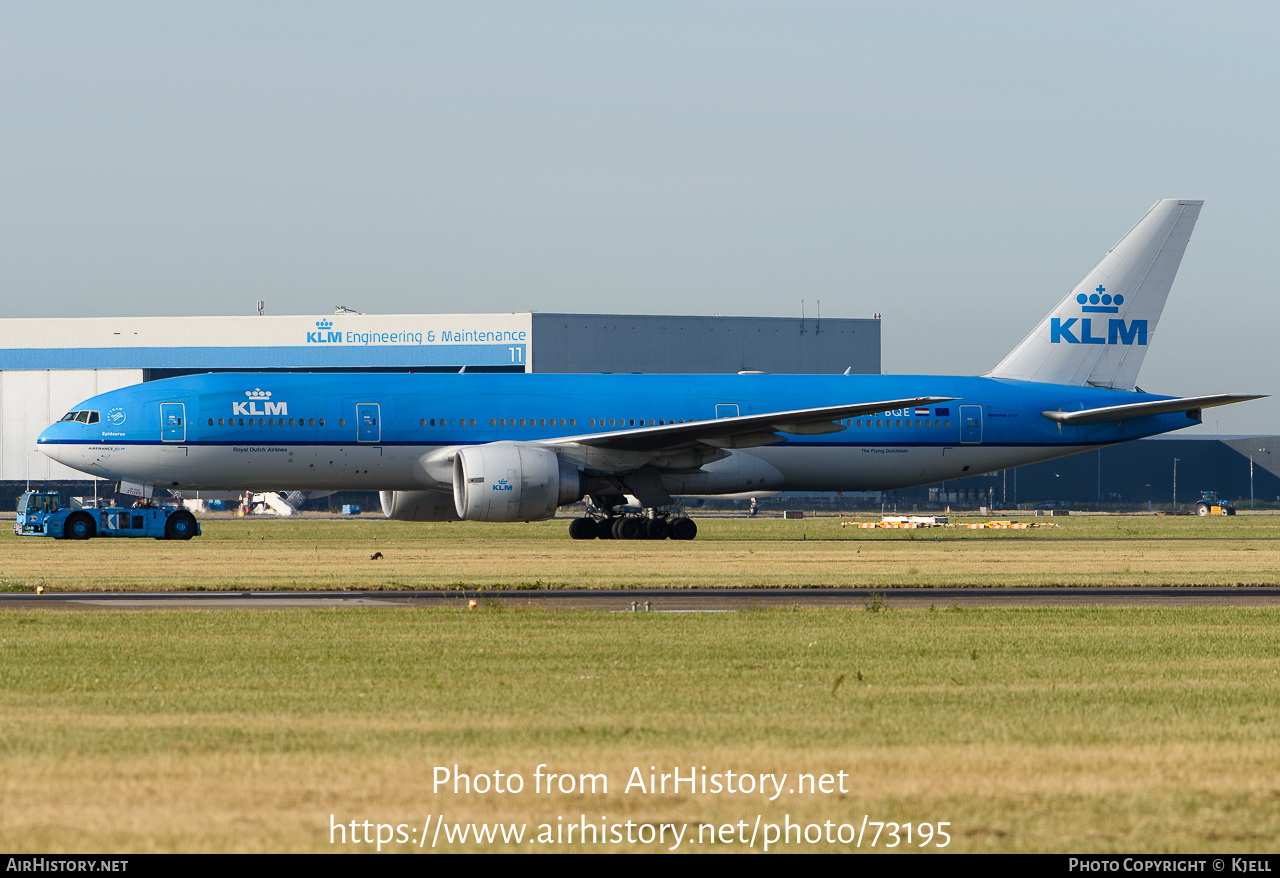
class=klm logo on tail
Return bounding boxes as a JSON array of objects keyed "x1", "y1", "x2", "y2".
[{"x1": 1050, "y1": 286, "x2": 1146, "y2": 346}]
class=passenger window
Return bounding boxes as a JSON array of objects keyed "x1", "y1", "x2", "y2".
[
  {"x1": 569, "y1": 419, "x2": 575, "y2": 426},
  {"x1": 208, "y1": 418, "x2": 214, "y2": 426},
  {"x1": 268, "y1": 418, "x2": 275, "y2": 426},
  {"x1": 945, "y1": 420, "x2": 951, "y2": 428},
  {"x1": 319, "y1": 419, "x2": 324, "y2": 426},
  {"x1": 339, "y1": 418, "x2": 345, "y2": 426},
  {"x1": 238, "y1": 418, "x2": 245, "y2": 426},
  {"x1": 589, "y1": 419, "x2": 595, "y2": 426},
  {"x1": 308, "y1": 418, "x2": 315, "y2": 426},
  {"x1": 420, "y1": 418, "x2": 426, "y2": 426},
  {"x1": 469, "y1": 418, "x2": 475, "y2": 426},
  {"x1": 490, "y1": 418, "x2": 496, "y2": 426}
]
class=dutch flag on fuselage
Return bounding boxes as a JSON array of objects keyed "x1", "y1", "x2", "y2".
[{"x1": 914, "y1": 407, "x2": 930, "y2": 416}]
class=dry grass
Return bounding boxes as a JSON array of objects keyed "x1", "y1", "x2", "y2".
[
  {"x1": 3, "y1": 516, "x2": 1280, "y2": 591},
  {"x1": 2, "y1": 606, "x2": 1279, "y2": 851}
]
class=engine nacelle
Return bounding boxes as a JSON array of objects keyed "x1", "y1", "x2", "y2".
[
  {"x1": 452, "y1": 442, "x2": 581, "y2": 522},
  {"x1": 380, "y1": 490, "x2": 463, "y2": 521}
]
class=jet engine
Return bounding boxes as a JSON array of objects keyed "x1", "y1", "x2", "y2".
[
  {"x1": 379, "y1": 490, "x2": 463, "y2": 522},
  {"x1": 452, "y1": 442, "x2": 581, "y2": 522}
]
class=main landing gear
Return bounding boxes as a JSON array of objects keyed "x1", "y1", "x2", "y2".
[{"x1": 569, "y1": 513, "x2": 697, "y2": 541}]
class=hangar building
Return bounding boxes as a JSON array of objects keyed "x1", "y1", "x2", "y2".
[
  {"x1": 0, "y1": 311, "x2": 880, "y2": 495},
  {"x1": 909, "y1": 434, "x2": 1280, "y2": 510}
]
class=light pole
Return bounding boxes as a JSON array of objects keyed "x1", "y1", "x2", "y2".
[
  {"x1": 1173, "y1": 458, "x2": 1179, "y2": 512},
  {"x1": 1253, "y1": 447, "x2": 1268, "y2": 509}
]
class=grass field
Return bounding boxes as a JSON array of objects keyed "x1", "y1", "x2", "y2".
[
  {"x1": 3, "y1": 514, "x2": 1279, "y2": 592},
  {"x1": 2, "y1": 605, "x2": 1278, "y2": 852}
]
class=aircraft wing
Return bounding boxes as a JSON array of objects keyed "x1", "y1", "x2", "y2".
[
  {"x1": 543, "y1": 397, "x2": 955, "y2": 452},
  {"x1": 1041, "y1": 393, "x2": 1266, "y2": 426}
]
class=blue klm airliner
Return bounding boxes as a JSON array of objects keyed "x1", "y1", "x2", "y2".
[{"x1": 37, "y1": 199, "x2": 1262, "y2": 539}]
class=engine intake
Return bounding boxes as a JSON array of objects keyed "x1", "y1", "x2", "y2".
[
  {"x1": 379, "y1": 490, "x2": 463, "y2": 521},
  {"x1": 453, "y1": 443, "x2": 581, "y2": 522}
]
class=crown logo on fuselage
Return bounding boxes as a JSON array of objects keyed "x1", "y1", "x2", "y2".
[
  {"x1": 316, "y1": 319, "x2": 333, "y2": 330},
  {"x1": 233, "y1": 388, "x2": 286, "y2": 417}
]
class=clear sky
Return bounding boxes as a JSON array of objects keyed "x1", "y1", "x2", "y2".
[{"x1": 2, "y1": 2, "x2": 1277, "y2": 433}]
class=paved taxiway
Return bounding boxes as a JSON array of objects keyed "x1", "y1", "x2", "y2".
[{"x1": 3, "y1": 587, "x2": 1280, "y2": 611}]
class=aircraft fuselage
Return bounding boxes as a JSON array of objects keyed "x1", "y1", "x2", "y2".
[{"x1": 36, "y1": 371, "x2": 1197, "y2": 494}]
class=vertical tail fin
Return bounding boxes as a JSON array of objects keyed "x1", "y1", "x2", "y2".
[{"x1": 987, "y1": 199, "x2": 1202, "y2": 389}]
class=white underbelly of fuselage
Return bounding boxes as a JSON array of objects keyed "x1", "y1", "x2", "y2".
[
  {"x1": 55, "y1": 443, "x2": 438, "y2": 492},
  {"x1": 53, "y1": 440, "x2": 1101, "y2": 495}
]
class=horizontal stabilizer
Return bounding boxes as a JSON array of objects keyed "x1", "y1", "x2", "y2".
[
  {"x1": 1042, "y1": 393, "x2": 1265, "y2": 426},
  {"x1": 548, "y1": 397, "x2": 955, "y2": 453}
]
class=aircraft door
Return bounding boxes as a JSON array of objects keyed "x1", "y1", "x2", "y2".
[
  {"x1": 356, "y1": 403, "x2": 380, "y2": 443},
  {"x1": 160, "y1": 403, "x2": 186, "y2": 442},
  {"x1": 959, "y1": 405, "x2": 982, "y2": 444},
  {"x1": 715, "y1": 404, "x2": 739, "y2": 419}
]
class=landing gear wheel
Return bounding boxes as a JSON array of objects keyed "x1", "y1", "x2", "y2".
[
  {"x1": 669, "y1": 517, "x2": 697, "y2": 541},
  {"x1": 65, "y1": 512, "x2": 95, "y2": 540},
  {"x1": 613, "y1": 517, "x2": 644, "y2": 540},
  {"x1": 645, "y1": 518, "x2": 670, "y2": 540},
  {"x1": 164, "y1": 510, "x2": 197, "y2": 540},
  {"x1": 1196, "y1": 504, "x2": 1210, "y2": 516},
  {"x1": 596, "y1": 518, "x2": 615, "y2": 539},
  {"x1": 569, "y1": 518, "x2": 598, "y2": 540}
]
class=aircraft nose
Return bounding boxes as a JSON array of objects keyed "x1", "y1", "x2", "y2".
[{"x1": 36, "y1": 422, "x2": 69, "y2": 463}]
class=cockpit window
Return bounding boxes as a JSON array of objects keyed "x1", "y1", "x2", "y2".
[{"x1": 60, "y1": 411, "x2": 99, "y2": 424}]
